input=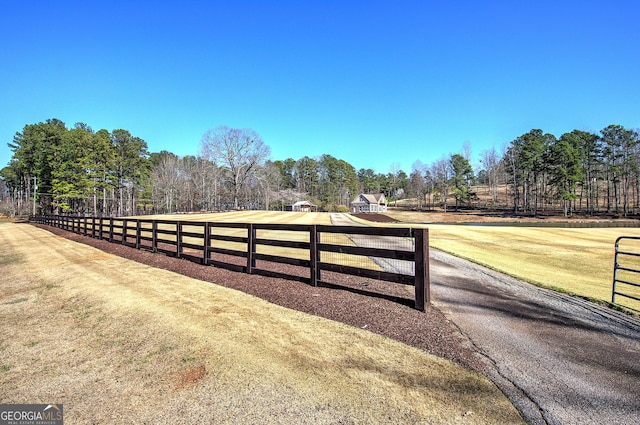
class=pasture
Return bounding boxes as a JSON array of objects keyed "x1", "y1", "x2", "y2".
[
  {"x1": 383, "y1": 211, "x2": 640, "y2": 311},
  {"x1": 139, "y1": 211, "x2": 334, "y2": 225},
  {"x1": 137, "y1": 210, "x2": 640, "y2": 311},
  {"x1": 137, "y1": 211, "x2": 350, "y2": 261},
  {"x1": 126, "y1": 211, "x2": 384, "y2": 272},
  {"x1": 0, "y1": 223, "x2": 523, "y2": 423}
]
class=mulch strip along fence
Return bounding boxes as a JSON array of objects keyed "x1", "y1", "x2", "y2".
[{"x1": 30, "y1": 215, "x2": 430, "y2": 311}]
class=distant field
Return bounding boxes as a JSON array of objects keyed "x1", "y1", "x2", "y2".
[
  {"x1": 132, "y1": 211, "x2": 375, "y2": 270},
  {"x1": 382, "y1": 211, "x2": 640, "y2": 311},
  {"x1": 131, "y1": 210, "x2": 640, "y2": 311},
  {"x1": 138, "y1": 211, "x2": 334, "y2": 225}
]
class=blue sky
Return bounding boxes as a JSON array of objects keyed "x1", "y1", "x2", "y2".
[{"x1": 1, "y1": 1, "x2": 639, "y2": 174}]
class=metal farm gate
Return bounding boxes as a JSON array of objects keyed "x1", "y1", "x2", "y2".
[{"x1": 612, "y1": 236, "x2": 640, "y2": 312}]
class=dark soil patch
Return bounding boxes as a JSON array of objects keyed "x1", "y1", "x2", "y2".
[{"x1": 351, "y1": 213, "x2": 399, "y2": 223}]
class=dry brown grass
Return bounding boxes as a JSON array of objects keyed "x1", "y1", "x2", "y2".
[
  {"x1": 132, "y1": 211, "x2": 381, "y2": 270},
  {"x1": 138, "y1": 210, "x2": 334, "y2": 225},
  {"x1": 133, "y1": 210, "x2": 640, "y2": 310},
  {"x1": 377, "y1": 211, "x2": 640, "y2": 311},
  {"x1": 0, "y1": 223, "x2": 523, "y2": 424}
]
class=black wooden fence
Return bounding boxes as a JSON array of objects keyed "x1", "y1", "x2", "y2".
[{"x1": 30, "y1": 215, "x2": 430, "y2": 311}]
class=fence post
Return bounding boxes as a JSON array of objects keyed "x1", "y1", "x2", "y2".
[
  {"x1": 122, "y1": 219, "x2": 128, "y2": 245},
  {"x1": 176, "y1": 221, "x2": 182, "y2": 258},
  {"x1": 414, "y1": 227, "x2": 430, "y2": 312},
  {"x1": 109, "y1": 218, "x2": 114, "y2": 242},
  {"x1": 613, "y1": 237, "x2": 620, "y2": 304},
  {"x1": 247, "y1": 224, "x2": 255, "y2": 274},
  {"x1": 152, "y1": 220, "x2": 158, "y2": 253},
  {"x1": 135, "y1": 220, "x2": 141, "y2": 249},
  {"x1": 310, "y1": 225, "x2": 318, "y2": 286},
  {"x1": 203, "y1": 222, "x2": 211, "y2": 265}
]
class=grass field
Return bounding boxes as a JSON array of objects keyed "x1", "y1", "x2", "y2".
[
  {"x1": 381, "y1": 211, "x2": 640, "y2": 312},
  {"x1": 0, "y1": 223, "x2": 523, "y2": 423},
  {"x1": 133, "y1": 210, "x2": 640, "y2": 311},
  {"x1": 139, "y1": 211, "x2": 334, "y2": 225},
  {"x1": 133, "y1": 211, "x2": 380, "y2": 270}
]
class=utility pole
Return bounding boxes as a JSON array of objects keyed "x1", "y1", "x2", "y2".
[{"x1": 32, "y1": 176, "x2": 37, "y2": 216}]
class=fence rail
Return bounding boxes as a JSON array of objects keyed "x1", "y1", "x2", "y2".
[
  {"x1": 612, "y1": 236, "x2": 640, "y2": 312},
  {"x1": 30, "y1": 215, "x2": 430, "y2": 311}
]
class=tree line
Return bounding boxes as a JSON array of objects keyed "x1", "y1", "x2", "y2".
[
  {"x1": 408, "y1": 125, "x2": 640, "y2": 217},
  {"x1": 0, "y1": 120, "x2": 411, "y2": 215},
  {"x1": 494, "y1": 125, "x2": 638, "y2": 217},
  {"x1": 1, "y1": 119, "x2": 638, "y2": 217},
  {"x1": 1, "y1": 119, "x2": 150, "y2": 216}
]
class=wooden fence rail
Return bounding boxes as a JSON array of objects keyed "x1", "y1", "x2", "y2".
[{"x1": 30, "y1": 215, "x2": 430, "y2": 311}]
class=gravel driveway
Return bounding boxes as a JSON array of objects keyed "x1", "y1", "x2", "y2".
[
  {"x1": 335, "y1": 213, "x2": 640, "y2": 424},
  {"x1": 431, "y1": 246, "x2": 640, "y2": 425}
]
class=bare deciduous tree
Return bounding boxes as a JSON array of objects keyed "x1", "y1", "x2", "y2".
[
  {"x1": 480, "y1": 146, "x2": 500, "y2": 206},
  {"x1": 200, "y1": 126, "x2": 271, "y2": 209},
  {"x1": 431, "y1": 156, "x2": 450, "y2": 212}
]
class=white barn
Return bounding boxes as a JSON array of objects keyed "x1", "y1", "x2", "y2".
[{"x1": 292, "y1": 200, "x2": 317, "y2": 212}]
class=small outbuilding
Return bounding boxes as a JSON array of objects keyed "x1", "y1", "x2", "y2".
[
  {"x1": 292, "y1": 200, "x2": 317, "y2": 212},
  {"x1": 351, "y1": 193, "x2": 388, "y2": 213}
]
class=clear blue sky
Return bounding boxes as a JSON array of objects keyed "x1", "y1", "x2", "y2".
[{"x1": 1, "y1": 1, "x2": 638, "y2": 174}]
